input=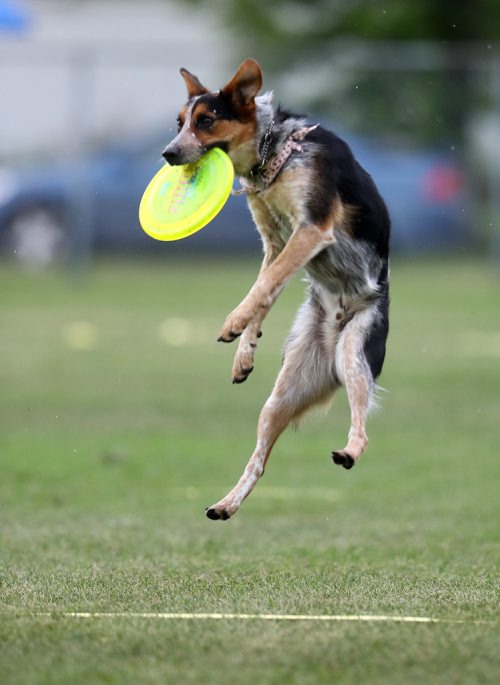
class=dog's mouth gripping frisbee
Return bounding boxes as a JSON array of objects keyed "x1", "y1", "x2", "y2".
[{"x1": 139, "y1": 148, "x2": 234, "y2": 241}]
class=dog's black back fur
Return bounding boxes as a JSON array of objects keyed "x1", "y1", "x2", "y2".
[
  {"x1": 294, "y1": 123, "x2": 391, "y2": 382},
  {"x1": 307, "y1": 126, "x2": 390, "y2": 258}
]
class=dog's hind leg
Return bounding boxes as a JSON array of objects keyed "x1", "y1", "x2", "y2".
[
  {"x1": 207, "y1": 299, "x2": 337, "y2": 520},
  {"x1": 331, "y1": 306, "x2": 381, "y2": 470}
]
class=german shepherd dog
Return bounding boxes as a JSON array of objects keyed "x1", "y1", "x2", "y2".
[{"x1": 163, "y1": 59, "x2": 390, "y2": 520}]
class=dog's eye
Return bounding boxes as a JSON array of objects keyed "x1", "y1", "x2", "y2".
[
  {"x1": 177, "y1": 117, "x2": 183, "y2": 132},
  {"x1": 196, "y1": 116, "x2": 215, "y2": 131}
]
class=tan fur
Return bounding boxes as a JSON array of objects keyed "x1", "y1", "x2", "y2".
[
  {"x1": 177, "y1": 105, "x2": 188, "y2": 128},
  {"x1": 260, "y1": 167, "x2": 311, "y2": 230},
  {"x1": 332, "y1": 198, "x2": 358, "y2": 237}
]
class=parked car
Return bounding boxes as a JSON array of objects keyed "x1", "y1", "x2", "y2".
[{"x1": 0, "y1": 125, "x2": 469, "y2": 268}]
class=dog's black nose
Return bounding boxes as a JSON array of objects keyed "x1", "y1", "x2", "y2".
[{"x1": 162, "y1": 146, "x2": 181, "y2": 165}]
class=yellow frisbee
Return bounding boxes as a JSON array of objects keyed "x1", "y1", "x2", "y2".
[{"x1": 139, "y1": 148, "x2": 234, "y2": 241}]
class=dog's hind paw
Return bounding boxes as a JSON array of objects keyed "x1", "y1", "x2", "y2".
[
  {"x1": 205, "y1": 505, "x2": 232, "y2": 521},
  {"x1": 331, "y1": 450, "x2": 355, "y2": 470}
]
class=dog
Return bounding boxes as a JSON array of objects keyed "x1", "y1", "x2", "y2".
[{"x1": 162, "y1": 59, "x2": 390, "y2": 521}]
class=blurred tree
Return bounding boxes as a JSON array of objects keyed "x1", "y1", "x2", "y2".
[
  {"x1": 177, "y1": 0, "x2": 500, "y2": 143},
  {"x1": 181, "y1": 0, "x2": 500, "y2": 66}
]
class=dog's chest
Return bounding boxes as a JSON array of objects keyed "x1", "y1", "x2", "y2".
[{"x1": 259, "y1": 166, "x2": 309, "y2": 241}]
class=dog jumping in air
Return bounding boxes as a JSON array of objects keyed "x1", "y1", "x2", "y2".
[{"x1": 162, "y1": 59, "x2": 390, "y2": 520}]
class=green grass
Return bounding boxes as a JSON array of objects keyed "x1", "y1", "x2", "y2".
[{"x1": 0, "y1": 257, "x2": 499, "y2": 684}]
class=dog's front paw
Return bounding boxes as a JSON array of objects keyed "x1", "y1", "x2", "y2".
[
  {"x1": 232, "y1": 365, "x2": 254, "y2": 384},
  {"x1": 217, "y1": 307, "x2": 253, "y2": 343},
  {"x1": 232, "y1": 343, "x2": 256, "y2": 384}
]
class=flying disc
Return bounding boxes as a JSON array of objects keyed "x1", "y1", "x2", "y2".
[{"x1": 139, "y1": 148, "x2": 234, "y2": 241}]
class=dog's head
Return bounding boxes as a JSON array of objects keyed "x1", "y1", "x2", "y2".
[{"x1": 162, "y1": 59, "x2": 263, "y2": 174}]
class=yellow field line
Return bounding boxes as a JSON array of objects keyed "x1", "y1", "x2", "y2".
[{"x1": 18, "y1": 612, "x2": 493, "y2": 625}]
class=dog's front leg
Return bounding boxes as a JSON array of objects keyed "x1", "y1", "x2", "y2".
[
  {"x1": 218, "y1": 224, "x2": 334, "y2": 343},
  {"x1": 231, "y1": 318, "x2": 262, "y2": 384},
  {"x1": 231, "y1": 235, "x2": 283, "y2": 383}
]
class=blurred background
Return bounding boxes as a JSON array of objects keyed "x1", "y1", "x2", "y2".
[
  {"x1": 1, "y1": 6, "x2": 499, "y2": 681},
  {"x1": 0, "y1": 0, "x2": 499, "y2": 267}
]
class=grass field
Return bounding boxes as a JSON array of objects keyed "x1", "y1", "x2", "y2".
[{"x1": 0, "y1": 257, "x2": 498, "y2": 684}]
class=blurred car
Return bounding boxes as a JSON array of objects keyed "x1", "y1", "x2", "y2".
[
  {"x1": 0, "y1": 125, "x2": 470, "y2": 268},
  {"x1": 349, "y1": 135, "x2": 469, "y2": 254},
  {"x1": 0, "y1": 132, "x2": 260, "y2": 269}
]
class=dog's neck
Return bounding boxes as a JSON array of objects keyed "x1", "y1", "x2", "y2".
[
  {"x1": 234, "y1": 93, "x2": 309, "y2": 178},
  {"x1": 227, "y1": 93, "x2": 274, "y2": 176}
]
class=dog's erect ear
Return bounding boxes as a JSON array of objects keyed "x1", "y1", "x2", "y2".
[
  {"x1": 180, "y1": 67, "x2": 209, "y2": 99},
  {"x1": 221, "y1": 59, "x2": 262, "y2": 111}
]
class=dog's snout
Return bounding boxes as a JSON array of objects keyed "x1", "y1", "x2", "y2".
[{"x1": 162, "y1": 146, "x2": 182, "y2": 165}]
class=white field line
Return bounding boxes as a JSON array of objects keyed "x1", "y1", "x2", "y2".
[{"x1": 18, "y1": 612, "x2": 493, "y2": 625}]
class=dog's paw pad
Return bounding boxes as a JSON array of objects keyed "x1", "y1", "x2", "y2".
[{"x1": 332, "y1": 451, "x2": 355, "y2": 470}]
